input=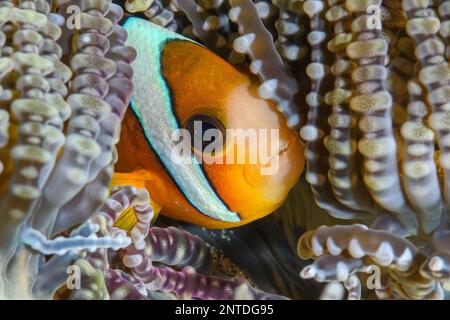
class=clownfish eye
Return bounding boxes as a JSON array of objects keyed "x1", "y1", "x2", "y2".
[{"x1": 183, "y1": 114, "x2": 226, "y2": 156}]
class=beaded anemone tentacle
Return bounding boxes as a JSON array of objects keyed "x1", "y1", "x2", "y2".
[
  {"x1": 0, "y1": 0, "x2": 137, "y2": 300},
  {"x1": 324, "y1": 0, "x2": 377, "y2": 215},
  {"x1": 293, "y1": 0, "x2": 450, "y2": 299}
]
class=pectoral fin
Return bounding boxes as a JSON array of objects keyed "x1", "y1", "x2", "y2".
[{"x1": 111, "y1": 170, "x2": 154, "y2": 189}]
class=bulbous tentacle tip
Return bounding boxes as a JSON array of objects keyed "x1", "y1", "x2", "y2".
[
  {"x1": 420, "y1": 252, "x2": 450, "y2": 281},
  {"x1": 297, "y1": 229, "x2": 317, "y2": 259}
]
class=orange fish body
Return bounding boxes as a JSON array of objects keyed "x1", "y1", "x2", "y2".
[{"x1": 116, "y1": 18, "x2": 304, "y2": 229}]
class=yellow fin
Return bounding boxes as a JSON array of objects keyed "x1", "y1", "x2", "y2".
[
  {"x1": 114, "y1": 207, "x2": 137, "y2": 231},
  {"x1": 111, "y1": 170, "x2": 162, "y2": 231},
  {"x1": 113, "y1": 200, "x2": 162, "y2": 231}
]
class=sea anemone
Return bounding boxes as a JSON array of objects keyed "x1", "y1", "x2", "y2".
[
  {"x1": 4, "y1": 0, "x2": 450, "y2": 301},
  {"x1": 0, "y1": 0, "x2": 135, "y2": 299}
]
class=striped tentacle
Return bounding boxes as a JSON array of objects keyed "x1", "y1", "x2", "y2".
[
  {"x1": 274, "y1": 6, "x2": 308, "y2": 66},
  {"x1": 30, "y1": 0, "x2": 118, "y2": 237},
  {"x1": 382, "y1": 3, "x2": 409, "y2": 131},
  {"x1": 403, "y1": 0, "x2": 450, "y2": 219},
  {"x1": 126, "y1": 0, "x2": 179, "y2": 32},
  {"x1": 323, "y1": 0, "x2": 376, "y2": 213},
  {"x1": 400, "y1": 78, "x2": 443, "y2": 234},
  {"x1": 300, "y1": 0, "x2": 369, "y2": 220},
  {"x1": 0, "y1": 1, "x2": 68, "y2": 259},
  {"x1": 438, "y1": 1, "x2": 450, "y2": 61},
  {"x1": 272, "y1": 1, "x2": 310, "y2": 123},
  {"x1": 346, "y1": 0, "x2": 417, "y2": 233},
  {"x1": 0, "y1": 3, "x2": 16, "y2": 197},
  {"x1": 176, "y1": 0, "x2": 230, "y2": 57}
]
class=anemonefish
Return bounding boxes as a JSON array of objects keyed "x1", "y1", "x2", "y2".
[{"x1": 113, "y1": 17, "x2": 305, "y2": 229}]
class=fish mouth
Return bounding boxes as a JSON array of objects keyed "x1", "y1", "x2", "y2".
[
  {"x1": 259, "y1": 134, "x2": 295, "y2": 169},
  {"x1": 242, "y1": 133, "x2": 300, "y2": 189}
]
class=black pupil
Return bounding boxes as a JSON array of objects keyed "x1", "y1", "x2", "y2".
[{"x1": 185, "y1": 115, "x2": 223, "y2": 154}]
